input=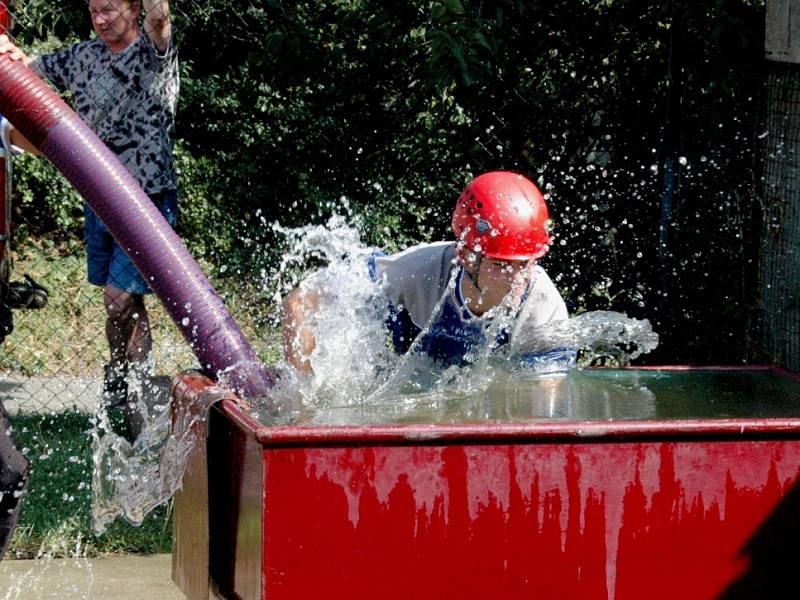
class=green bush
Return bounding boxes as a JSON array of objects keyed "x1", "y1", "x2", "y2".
[{"x1": 8, "y1": 0, "x2": 767, "y2": 364}]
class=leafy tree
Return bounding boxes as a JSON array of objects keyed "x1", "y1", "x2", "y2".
[{"x1": 7, "y1": 0, "x2": 767, "y2": 363}]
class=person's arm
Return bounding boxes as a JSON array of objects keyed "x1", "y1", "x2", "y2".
[
  {"x1": 0, "y1": 33, "x2": 69, "y2": 90},
  {"x1": 0, "y1": 34, "x2": 34, "y2": 68},
  {"x1": 282, "y1": 285, "x2": 321, "y2": 374},
  {"x1": 142, "y1": 0, "x2": 172, "y2": 54}
]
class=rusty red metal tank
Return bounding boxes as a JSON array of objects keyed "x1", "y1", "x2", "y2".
[{"x1": 172, "y1": 365, "x2": 800, "y2": 600}]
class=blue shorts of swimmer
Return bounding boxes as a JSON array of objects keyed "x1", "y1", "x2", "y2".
[{"x1": 84, "y1": 190, "x2": 178, "y2": 295}]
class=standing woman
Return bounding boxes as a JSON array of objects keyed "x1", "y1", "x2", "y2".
[{"x1": 0, "y1": 0, "x2": 179, "y2": 437}]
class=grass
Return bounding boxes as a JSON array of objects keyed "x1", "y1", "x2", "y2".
[
  {"x1": 1, "y1": 239, "x2": 284, "y2": 379},
  {"x1": 1, "y1": 240, "x2": 284, "y2": 557},
  {"x1": 6, "y1": 409, "x2": 173, "y2": 558},
  {"x1": 1, "y1": 239, "x2": 198, "y2": 377}
]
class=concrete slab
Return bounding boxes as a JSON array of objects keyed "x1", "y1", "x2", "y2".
[
  {"x1": 0, "y1": 553, "x2": 184, "y2": 599},
  {"x1": 0, "y1": 374, "x2": 172, "y2": 414},
  {"x1": 0, "y1": 375, "x2": 102, "y2": 413}
]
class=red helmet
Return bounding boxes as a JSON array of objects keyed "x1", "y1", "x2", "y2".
[{"x1": 451, "y1": 171, "x2": 552, "y2": 261}]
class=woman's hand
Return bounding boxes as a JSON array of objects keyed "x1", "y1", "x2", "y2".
[{"x1": 0, "y1": 34, "x2": 30, "y2": 64}]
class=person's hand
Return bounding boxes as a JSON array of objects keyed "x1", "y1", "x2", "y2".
[{"x1": 0, "y1": 34, "x2": 28, "y2": 63}]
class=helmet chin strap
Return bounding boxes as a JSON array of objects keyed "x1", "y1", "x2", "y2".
[{"x1": 461, "y1": 249, "x2": 484, "y2": 293}]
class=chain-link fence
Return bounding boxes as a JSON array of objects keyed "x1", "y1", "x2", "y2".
[
  {"x1": 0, "y1": 0, "x2": 287, "y2": 418},
  {"x1": 0, "y1": 0, "x2": 781, "y2": 420},
  {"x1": 0, "y1": 0, "x2": 184, "y2": 414},
  {"x1": 0, "y1": 242, "x2": 200, "y2": 413}
]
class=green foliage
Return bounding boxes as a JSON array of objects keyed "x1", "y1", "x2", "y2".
[
  {"x1": 12, "y1": 0, "x2": 89, "y2": 42},
  {"x1": 4, "y1": 0, "x2": 769, "y2": 363},
  {"x1": 11, "y1": 154, "x2": 84, "y2": 243},
  {"x1": 172, "y1": 141, "x2": 237, "y2": 259}
]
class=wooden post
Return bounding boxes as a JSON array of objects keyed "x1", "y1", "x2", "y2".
[
  {"x1": 759, "y1": 2, "x2": 800, "y2": 371},
  {"x1": 766, "y1": 0, "x2": 800, "y2": 63},
  {"x1": 170, "y1": 373, "x2": 238, "y2": 600}
]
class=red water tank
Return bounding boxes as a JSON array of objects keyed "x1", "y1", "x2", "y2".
[{"x1": 172, "y1": 367, "x2": 800, "y2": 600}]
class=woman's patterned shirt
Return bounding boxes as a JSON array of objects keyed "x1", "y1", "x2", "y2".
[{"x1": 32, "y1": 33, "x2": 179, "y2": 194}]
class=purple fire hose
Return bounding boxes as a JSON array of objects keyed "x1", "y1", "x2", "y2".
[{"x1": 0, "y1": 54, "x2": 275, "y2": 399}]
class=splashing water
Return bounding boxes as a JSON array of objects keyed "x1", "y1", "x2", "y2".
[
  {"x1": 263, "y1": 216, "x2": 660, "y2": 418},
  {"x1": 1, "y1": 519, "x2": 94, "y2": 599},
  {"x1": 267, "y1": 214, "x2": 398, "y2": 409},
  {"x1": 1, "y1": 552, "x2": 94, "y2": 600},
  {"x1": 510, "y1": 310, "x2": 660, "y2": 366},
  {"x1": 90, "y1": 359, "x2": 217, "y2": 533},
  {"x1": 87, "y1": 214, "x2": 659, "y2": 531},
  {"x1": 88, "y1": 218, "x2": 376, "y2": 531}
]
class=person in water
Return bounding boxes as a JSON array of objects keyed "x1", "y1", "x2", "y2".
[{"x1": 283, "y1": 171, "x2": 571, "y2": 373}]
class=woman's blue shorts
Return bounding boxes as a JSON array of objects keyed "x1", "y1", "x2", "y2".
[{"x1": 84, "y1": 190, "x2": 178, "y2": 295}]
